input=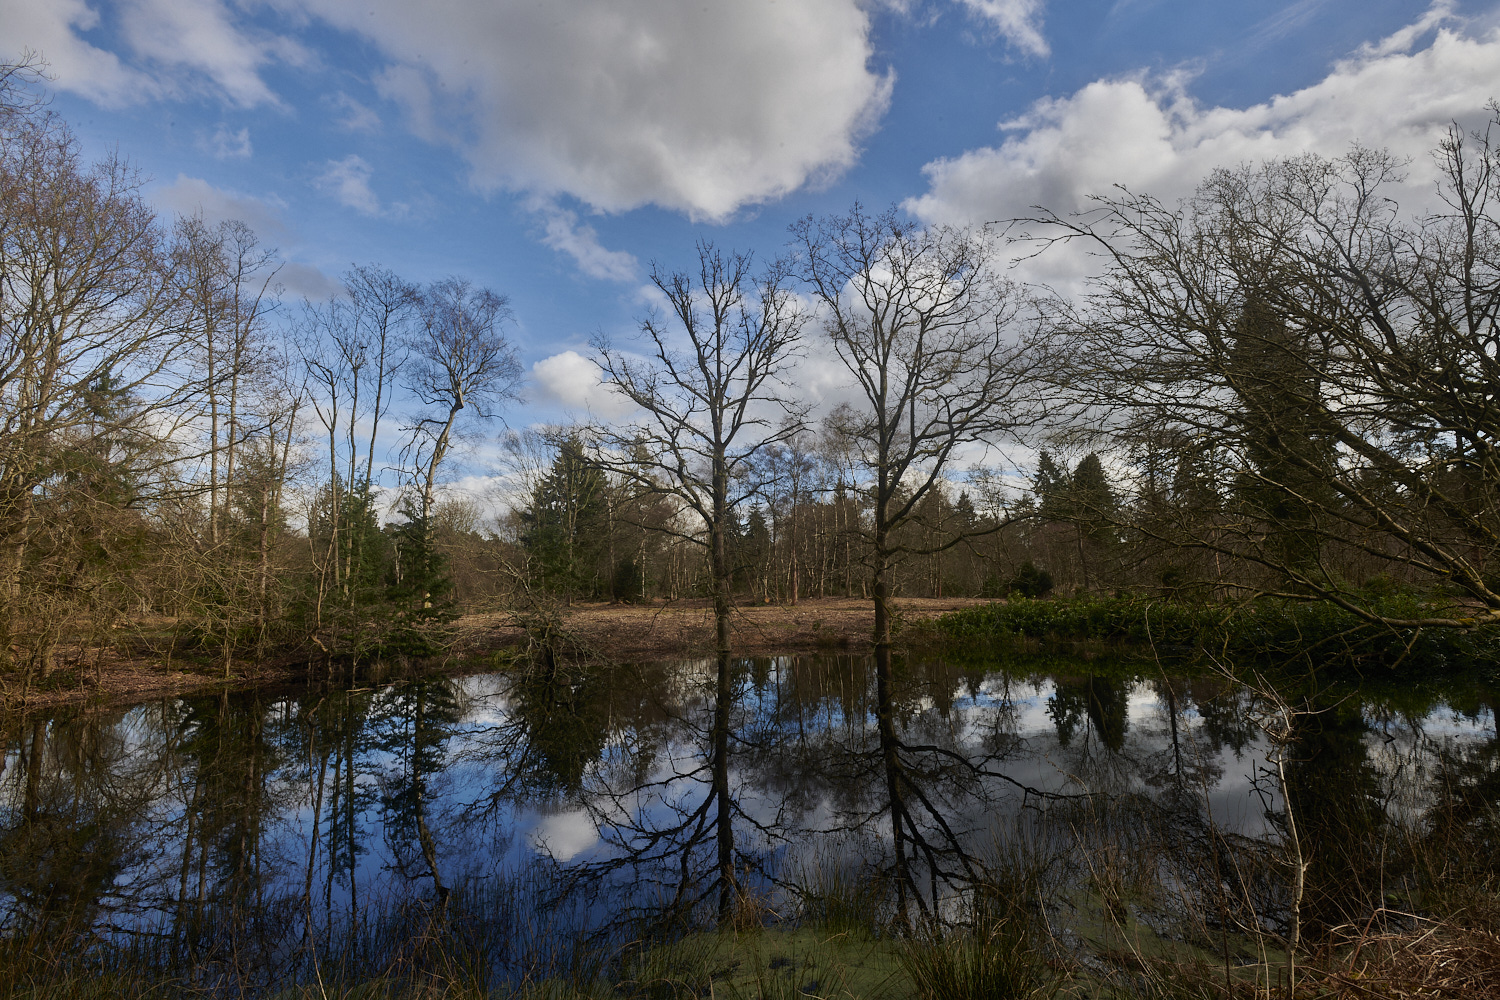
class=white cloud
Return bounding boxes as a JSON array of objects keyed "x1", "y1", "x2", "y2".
[
  {"x1": 286, "y1": 0, "x2": 893, "y2": 221},
  {"x1": 955, "y1": 0, "x2": 1048, "y2": 57},
  {"x1": 327, "y1": 90, "x2": 381, "y2": 132},
  {"x1": 1357, "y1": 0, "x2": 1455, "y2": 57},
  {"x1": 199, "y1": 123, "x2": 252, "y2": 159},
  {"x1": 532, "y1": 350, "x2": 637, "y2": 419},
  {"x1": 313, "y1": 154, "x2": 380, "y2": 215},
  {"x1": 116, "y1": 0, "x2": 288, "y2": 107},
  {"x1": 530, "y1": 200, "x2": 638, "y2": 283},
  {"x1": 906, "y1": 10, "x2": 1497, "y2": 230},
  {"x1": 153, "y1": 174, "x2": 288, "y2": 238},
  {"x1": 0, "y1": 0, "x2": 158, "y2": 106},
  {"x1": 5, "y1": 0, "x2": 299, "y2": 108}
]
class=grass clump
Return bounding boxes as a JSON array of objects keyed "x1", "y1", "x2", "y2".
[{"x1": 898, "y1": 889, "x2": 1057, "y2": 1000}]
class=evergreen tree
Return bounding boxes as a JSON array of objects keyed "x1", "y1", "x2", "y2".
[
  {"x1": 1033, "y1": 451, "x2": 1071, "y2": 520},
  {"x1": 1069, "y1": 452, "x2": 1119, "y2": 541},
  {"x1": 1228, "y1": 295, "x2": 1336, "y2": 579},
  {"x1": 519, "y1": 437, "x2": 609, "y2": 602}
]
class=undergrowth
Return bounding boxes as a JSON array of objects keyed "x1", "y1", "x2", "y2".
[{"x1": 930, "y1": 595, "x2": 1500, "y2": 674}]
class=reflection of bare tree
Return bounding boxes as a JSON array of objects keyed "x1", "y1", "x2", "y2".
[
  {"x1": 1, "y1": 654, "x2": 1491, "y2": 992},
  {"x1": 755, "y1": 650, "x2": 1092, "y2": 925},
  {"x1": 369, "y1": 681, "x2": 465, "y2": 905},
  {"x1": 0, "y1": 711, "x2": 165, "y2": 949},
  {"x1": 538, "y1": 655, "x2": 794, "y2": 924}
]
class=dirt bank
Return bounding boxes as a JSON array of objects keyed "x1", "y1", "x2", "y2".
[{"x1": 3, "y1": 597, "x2": 989, "y2": 712}]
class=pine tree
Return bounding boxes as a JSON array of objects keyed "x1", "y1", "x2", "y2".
[
  {"x1": 1069, "y1": 453, "x2": 1119, "y2": 541},
  {"x1": 520, "y1": 437, "x2": 609, "y2": 603},
  {"x1": 1033, "y1": 451, "x2": 1071, "y2": 520},
  {"x1": 1228, "y1": 295, "x2": 1336, "y2": 579}
]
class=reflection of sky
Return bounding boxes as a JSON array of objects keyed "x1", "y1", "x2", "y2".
[{"x1": 0, "y1": 658, "x2": 1492, "y2": 947}]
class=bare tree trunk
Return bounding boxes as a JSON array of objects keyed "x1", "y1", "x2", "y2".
[{"x1": 710, "y1": 456, "x2": 737, "y2": 921}]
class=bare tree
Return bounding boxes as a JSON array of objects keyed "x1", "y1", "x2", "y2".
[
  {"x1": 298, "y1": 299, "x2": 355, "y2": 622},
  {"x1": 795, "y1": 207, "x2": 1042, "y2": 645},
  {"x1": 0, "y1": 97, "x2": 199, "y2": 680},
  {"x1": 794, "y1": 205, "x2": 1044, "y2": 920},
  {"x1": 173, "y1": 217, "x2": 280, "y2": 545},
  {"x1": 1019, "y1": 120, "x2": 1500, "y2": 626},
  {"x1": 344, "y1": 264, "x2": 417, "y2": 488},
  {"x1": 401, "y1": 278, "x2": 522, "y2": 608},
  {"x1": 592, "y1": 242, "x2": 806, "y2": 920}
]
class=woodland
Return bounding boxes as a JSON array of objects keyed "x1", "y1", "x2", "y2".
[
  {"x1": 4, "y1": 54, "x2": 1500, "y2": 1000},
  {"x1": 5, "y1": 52, "x2": 1499, "y2": 694}
]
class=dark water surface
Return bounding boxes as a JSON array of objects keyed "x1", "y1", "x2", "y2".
[{"x1": 1, "y1": 651, "x2": 1495, "y2": 982}]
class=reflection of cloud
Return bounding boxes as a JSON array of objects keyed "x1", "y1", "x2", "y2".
[
  {"x1": 153, "y1": 174, "x2": 288, "y2": 238},
  {"x1": 529, "y1": 809, "x2": 598, "y2": 862}
]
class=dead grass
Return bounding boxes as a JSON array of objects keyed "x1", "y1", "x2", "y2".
[
  {"x1": 458, "y1": 597, "x2": 988, "y2": 662},
  {"x1": 1304, "y1": 919, "x2": 1500, "y2": 999},
  {"x1": 2, "y1": 597, "x2": 992, "y2": 711}
]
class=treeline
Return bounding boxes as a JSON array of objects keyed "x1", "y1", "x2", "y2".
[
  {"x1": 506, "y1": 122, "x2": 1500, "y2": 631},
  {"x1": 0, "y1": 69, "x2": 525, "y2": 686},
  {"x1": 502, "y1": 432, "x2": 1119, "y2": 606},
  {"x1": 6, "y1": 58, "x2": 1500, "y2": 690}
]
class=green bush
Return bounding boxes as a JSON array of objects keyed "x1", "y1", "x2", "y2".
[{"x1": 934, "y1": 595, "x2": 1500, "y2": 673}]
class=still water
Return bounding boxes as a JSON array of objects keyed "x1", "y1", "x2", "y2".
[{"x1": 1, "y1": 651, "x2": 1495, "y2": 980}]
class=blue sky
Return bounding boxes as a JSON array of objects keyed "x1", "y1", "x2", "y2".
[{"x1": 6, "y1": 0, "x2": 1499, "y2": 434}]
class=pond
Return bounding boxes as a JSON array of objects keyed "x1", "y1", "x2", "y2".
[{"x1": 1, "y1": 650, "x2": 1496, "y2": 992}]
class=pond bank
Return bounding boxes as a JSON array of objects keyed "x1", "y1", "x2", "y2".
[{"x1": 1, "y1": 597, "x2": 989, "y2": 711}]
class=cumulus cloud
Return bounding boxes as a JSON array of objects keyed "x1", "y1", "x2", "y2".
[
  {"x1": 17, "y1": 0, "x2": 891, "y2": 220},
  {"x1": 199, "y1": 123, "x2": 252, "y2": 159},
  {"x1": 530, "y1": 200, "x2": 638, "y2": 283},
  {"x1": 290, "y1": 0, "x2": 893, "y2": 220},
  {"x1": 532, "y1": 350, "x2": 638, "y2": 419},
  {"x1": 955, "y1": 0, "x2": 1048, "y2": 56},
  {"x1": 906, "y1": 9, "x2": 1496, "y2": 229},
  {"x1": 313, "y1": 154, "x2": 380, "y2": 216},
  {"x1": 153, "y1": 175, "x2": 288, "y2": 237}
]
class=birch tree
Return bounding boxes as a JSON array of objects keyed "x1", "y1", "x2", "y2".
[{"x1": 400, "y1": 279, "x2": 521, "y2": 609}]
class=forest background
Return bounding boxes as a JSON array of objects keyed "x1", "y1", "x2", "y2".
[{"x1": 4, "y1": 52, "x2": 1500, "y2": 695}]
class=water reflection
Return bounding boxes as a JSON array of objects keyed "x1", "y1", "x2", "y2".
[{"x1": 0, "y1": 652, "x2": 1493, "y2": 984}]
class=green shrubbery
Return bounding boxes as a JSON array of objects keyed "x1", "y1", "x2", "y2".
[{"x1": 934, "y1": 595, "x2": 1500, "y2": 673}]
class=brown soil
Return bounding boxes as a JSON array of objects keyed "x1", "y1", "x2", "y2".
[{"x1": 3, "y1": 597, "x2": 989, "y2": 713}]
